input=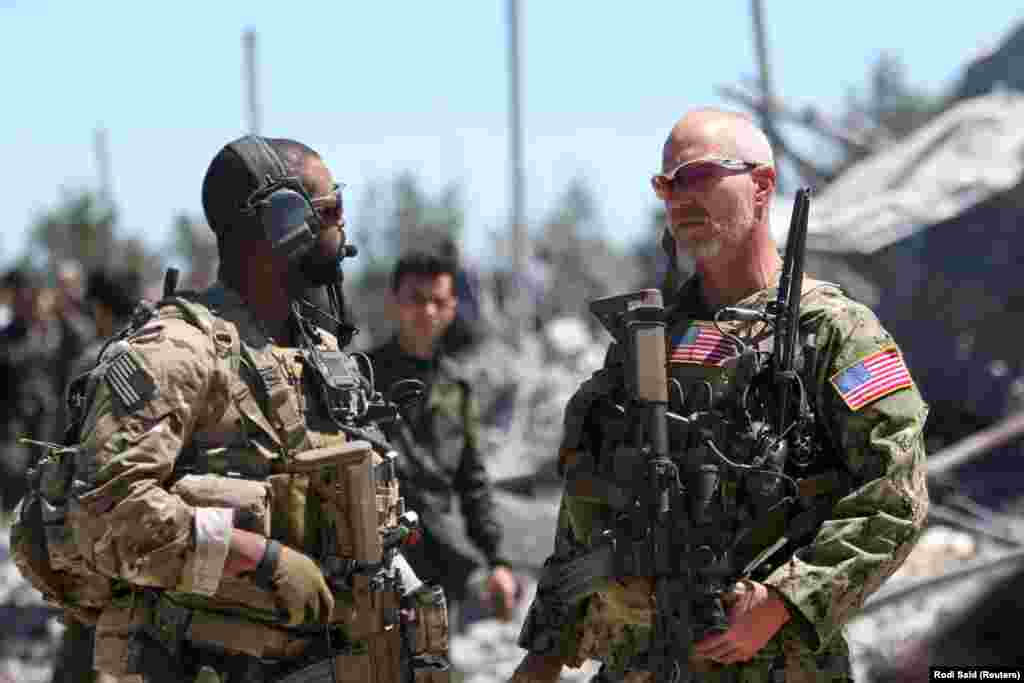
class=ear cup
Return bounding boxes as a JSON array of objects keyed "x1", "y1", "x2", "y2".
[{"x1": 262, "y1": 187, "x2": 320, "y2": 262}]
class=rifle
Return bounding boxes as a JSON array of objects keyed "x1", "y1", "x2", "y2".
[{"x1": 587, "y1": 289, "x2": 711, "y2": 683}]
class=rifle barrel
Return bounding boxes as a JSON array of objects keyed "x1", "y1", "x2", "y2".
[{"x1": 775, "y1": 188, "x2": 812, "y2": 433}]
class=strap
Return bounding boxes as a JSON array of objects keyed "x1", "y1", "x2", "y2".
[
  {"x1": 251, "y1": 539, "x2": 281, "y2": 591},
  {"x1": 240, "y1": 342, "x2": 309, "y2": 453},
  {"x1": 229, "y1": 135, "x2": 289, "y2": 185},
  {"x1": 537, "y1": 543, "x2": 617, "y2": 604}
]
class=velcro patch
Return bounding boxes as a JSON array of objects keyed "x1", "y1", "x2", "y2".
[
  {"x1": 105, "y1": 350, "x2": 158, "y2": 413},
  {"x1": 830, "y1": 346, "x2": 912, "y2": 411},
  {"x1": 670, "y1": 323, "x2": 736, "y2": 366}
]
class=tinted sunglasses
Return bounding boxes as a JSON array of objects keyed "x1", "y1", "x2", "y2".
[
  {"x1": 310, "y1": 183, "x2": 345, "y2": 226},
  {"x1": 651, "y1": 158, "x2": 759, "y2": 199}
]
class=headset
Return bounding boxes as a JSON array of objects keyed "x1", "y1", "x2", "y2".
[
  {"x1": 226, "y1": 134, "x2": 358, "y2": 345},
  {"x1": 228, "y1": 134, "x2": 349, "y2": 265}
]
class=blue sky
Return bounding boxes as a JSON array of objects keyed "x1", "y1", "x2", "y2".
[{"x1": 2, "y1": 1, "x2": 1022, "y2": 272}]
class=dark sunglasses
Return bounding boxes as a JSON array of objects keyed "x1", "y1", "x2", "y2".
[
  {"x1": 651, "y1": 158, "x2": 759, "y2": 198},
  {"x1": 309, "y1": 183, "x2": 345, "y2": 225}
]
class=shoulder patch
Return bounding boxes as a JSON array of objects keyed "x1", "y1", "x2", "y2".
[
  {"x1": 105, "y1": 350, "x2": 158, "y2": 413},
  {"x1": 830, "y1": 346, "x2": 912, "y2": 411}
]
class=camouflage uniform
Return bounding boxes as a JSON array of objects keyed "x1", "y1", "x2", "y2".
[
  {"x1": 519, "y1": 274, "x2": 929, "y2": 682},
  {"x1": 61, "y1": 284, "x2": 424, "y2": 681},
  {"x1": 369, "y1": 339, "x2": 503, "y2": 602}
]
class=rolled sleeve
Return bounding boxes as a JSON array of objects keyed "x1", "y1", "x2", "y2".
[{"x1": 177, "y1": 507, "x2": 235, "y2": 595}]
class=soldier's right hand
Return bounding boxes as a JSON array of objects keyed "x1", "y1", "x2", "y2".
[{"x1": 255, "y1": 540, "x2": 334, "y2": 626}]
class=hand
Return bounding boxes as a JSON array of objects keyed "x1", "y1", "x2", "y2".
[
  {"x1": 485, "y1": 565, "x2": 520, "y2": 621},
  {"x1": 263, "y1": 542, "x2": 335, "y2": 626},
  {"x1": 692, "y1": 580, "x2": 790, "y2": 665}
]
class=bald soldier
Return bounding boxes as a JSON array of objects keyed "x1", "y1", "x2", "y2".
[{"x1": 509, "y1": 108, "x2": 929, "y2": 682}]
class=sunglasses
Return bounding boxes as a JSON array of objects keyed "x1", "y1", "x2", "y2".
[
  {"x1": 651, "y1": 158, "x2": 759, "y2": 199},
  {"x1": 309, "y1": 183, "x2": 345, "y2": 226}
]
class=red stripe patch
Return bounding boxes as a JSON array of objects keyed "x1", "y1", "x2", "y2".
[
  {"x1": 670, "y1": 324, "x2": 735, "y2": 367},
  {"x1": 831, "y1": 347, "x2": 913, "y2": 410}
]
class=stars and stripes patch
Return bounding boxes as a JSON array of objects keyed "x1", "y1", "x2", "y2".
[
  {"x1": 670, "y1": 323, "x2": 736, "y2": 367},
  {"x1": 105, "y1": 350, "x2": 157, "y2": 413},
  {"x1": 830, "y1": 347, "x2": 912, "y2": 411}
]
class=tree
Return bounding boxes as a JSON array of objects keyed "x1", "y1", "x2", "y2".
[
  {"x1": 532, "y1": 177, "x2": 639, "y2": 328},
  {"x1": 29, "y1": 188, "x2": 117, "y2": 272},
  {"x1": 170, "y1": 212, "x2": 218, "y2": 290},
  {"x1": 345, "y1": 173, "x2": 466, "y2": 347},
  {"x1": 834, "y1": 51, "x2": 942, "y2": 173},
  {"x1": 26, "y1": 188, "x2": 162, "y2": 285}
]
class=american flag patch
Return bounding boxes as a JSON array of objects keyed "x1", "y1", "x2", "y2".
[
  {"x1": 830, "y1": 347, "x2": 912, "y2": 411},
  {"x1": 670, "y1": 324, "x2": 735, "y2": 366},
  {"x1": 105, "y1": 350, "x2": 157, "y2": 413}
]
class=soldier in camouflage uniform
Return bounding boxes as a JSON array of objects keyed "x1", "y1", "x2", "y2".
[
  {"x1": 17, "y1": 136, "x2": 449, "y2": 682},
  {"x1": 510, "y1": 108, "x2": 929, "y2": 683},
  {"x1": 369, "y1": 250, "x2": 518, "y2": 624}
]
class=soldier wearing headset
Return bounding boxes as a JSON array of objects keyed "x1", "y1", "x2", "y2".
[{"x1": 17, "y1": 136, "x2": 449, "y2": 683}]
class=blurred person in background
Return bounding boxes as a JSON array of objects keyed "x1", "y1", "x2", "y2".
[
  {"x1": 370, "y1": 249, "x2": 520, "y2": 628},
  {"x1": 0, "y1": 269, "x2": 64, "y2": 512},
  {"x1": 68, "y1": 268, "x2": 143, "y2": 379},
  {"x1": 53, "y1": 259, "x2": 97, "y2": 431}
]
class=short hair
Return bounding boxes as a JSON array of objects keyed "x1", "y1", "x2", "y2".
[
  {"x1": 391, "y1": 249, "x2": 458, "y2": 293},
  {"x1": 1, "y1": 268, "x2": 42, "y2": 291},
  {"x1": 200, "y1": 137, "x2": 319, "y2": 243},
  {"x1": 86, "y1": 269, "x2": 143, "y2": 321}
]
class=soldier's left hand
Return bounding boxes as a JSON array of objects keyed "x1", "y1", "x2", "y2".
[
  {"x1": 486, "y1": 565, "x2": 520, "y2": 622},
  {"x1": 692, "y1": 579, "x2": 790, "y2": 665}
]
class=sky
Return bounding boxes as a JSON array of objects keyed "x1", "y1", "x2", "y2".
[{"x1": 2, "y1": 1, "x2": 1022, "y2": 273}]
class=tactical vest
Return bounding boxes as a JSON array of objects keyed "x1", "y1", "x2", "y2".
[
  {"x1": 11, "y1": 293, "x2": 447, "y2": 678},
  {"x1": 555, "y1": 282, "x2": 854, "y2": 628}
]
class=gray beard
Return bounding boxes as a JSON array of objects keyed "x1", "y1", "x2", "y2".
[{"x1": 677, "y1": 234, "x2": 720, "y2": 263}]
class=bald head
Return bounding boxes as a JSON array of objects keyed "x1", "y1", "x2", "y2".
[{"x1": 662, "y1": 108, "x2": 774, "y2": 172}]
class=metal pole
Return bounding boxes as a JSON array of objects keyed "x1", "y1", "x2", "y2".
[
  {"x1": 243, "y1": 29, "x2": 261, "y2": 135},
  {"x1": 928, "y1": 410, "x2": 1024, "y2": 481},
  {"x1": 507, "y1": 0, "x2": 528, "y2": 346},
  {"x1": 94, "y1": 126, "x2": 112, "y2": 209},
  {"x1": 750, "y1": 0, "x2": 785, "y2": 189}
]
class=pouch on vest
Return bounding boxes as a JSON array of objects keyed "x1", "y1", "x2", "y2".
[
  {"x1": 10, "y1": 444, "x2": 112, "y2": 625},
  {"x1": 286, "y1": 440, "x2": 382, "y2": 566},
  {"x1": 170, "y1": 473, "x2": 272, "y2": 537}
]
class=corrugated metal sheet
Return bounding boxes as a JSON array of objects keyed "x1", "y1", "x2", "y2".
[{"x1": 770, "y1": 92, "x2": 1024, "y2": 253}]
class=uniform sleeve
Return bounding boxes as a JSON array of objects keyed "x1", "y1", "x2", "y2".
[
  {"x1": 763, "y1": 297, "x2": 930, "y2": 651},
  {"x1": 454, "y1": 389, "x2": 504, "y2": 565},
  {"x1": 72, "y1": 318, "x2": 234, "y2": 596}
]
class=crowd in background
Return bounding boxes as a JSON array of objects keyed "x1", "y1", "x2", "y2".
[{"x1": 0, "y1": 261, "x2": 143, "y2": 514}]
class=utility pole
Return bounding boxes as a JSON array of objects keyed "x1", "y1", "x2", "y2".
[
  {"x1": 750, "y1": 0, "x2": 785, "y2": 189},
  {"x1": 94, "y1": 126, "x2": 113, "y2": 208},
  {"x1": 243, "y1": 29, "x2": 262, "y2": 135},
  {"x1": 507, "y1": 0, "x2": 528, "y2": 347}
]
